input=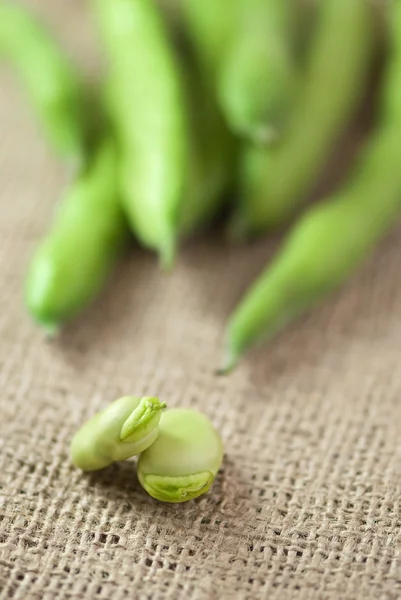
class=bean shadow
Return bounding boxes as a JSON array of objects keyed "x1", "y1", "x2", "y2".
[
  {"x1": 179, "y1": 230, "x2": 282, "y2": 315},
  {"x1": 85, "y1": 452, "x2": 251, "y2": 528},
  {"x1": 86, "y1": 458, "x2": 142, "y2": 496}
]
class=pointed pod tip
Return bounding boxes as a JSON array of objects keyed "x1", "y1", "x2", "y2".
[
  {"x1": 159, "y1": 234, "x2": 177, "y2": 272},
  {"x1": 40, "y1": 321, "x2": 61, "y2": 340},
  {"x1": 215, "y1": 349, "x2": 239, "y2": 376}
]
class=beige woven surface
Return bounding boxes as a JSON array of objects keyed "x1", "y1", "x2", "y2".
[{"x1": 1, "y1": 1, "x2": 401, "y2": 599}]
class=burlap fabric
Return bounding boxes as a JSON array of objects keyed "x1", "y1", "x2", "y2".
[{"x1": 1, "y1": 2, "x2": 401, "y2": 599}]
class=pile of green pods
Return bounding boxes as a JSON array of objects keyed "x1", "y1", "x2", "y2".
[{"x1": 1, "y1": 0, "x2": 401, "y2": 371}]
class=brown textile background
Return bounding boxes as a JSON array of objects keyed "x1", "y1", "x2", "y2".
[{"x1": 1, "y1": 2, "x2": 400, "y2": 599}]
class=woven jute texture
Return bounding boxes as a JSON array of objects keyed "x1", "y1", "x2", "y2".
[{"x1": 1, "y1": 2, "x2": 401, "y2": 599}]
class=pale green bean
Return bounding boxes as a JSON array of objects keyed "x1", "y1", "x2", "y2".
[
  {"x1": 71, "y1": 396, "x2": 167, "y2": 472},
  {"x1": 137, "y1": 409, "x2": 223, "y2": 503}
]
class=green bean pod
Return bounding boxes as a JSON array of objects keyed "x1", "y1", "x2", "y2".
[
  {"x1": 0, "y1": 2, "x2": 86, "y2": 165},
  {"x1": 137, "y1": 14, "x2": 236, "y2": 241},
  {"x1": 177, "y1": 48, "x2": 236, "y2": 239},
  {"x1": 180, "y1": 0, "x2": 234, "y2": 84},
  {"x1": 25, "y1": 139, "x2": 129, "y2": 333},
  {"x1": 232, "y1": 0, "x2": 374, "y2": 237},
  {"x1": 92, "y1": 0, "x2": 188, "y2": 269},
  {"x1": 218, "y1": 0, "x2": 297, "y2": 143},
  {"x1": 154, "y1": 0, "x2": 181, "y2": 27},
  {"x1": 220, "y1": 1, "x2": 401, "y2": 373},
  {"x1": 71, "y1": 396, "x2": 167, "y2": 472}
]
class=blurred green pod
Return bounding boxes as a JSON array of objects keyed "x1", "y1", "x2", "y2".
[
  {"x1": 218, "y1": 0, "x2": 298, "y2": 143},
  {"x1": 25, "y1": 138, "x2": 129, "y2": 332},
  {"x1": 221, "y1": 1, "x2": 401, "y2": 373},
  {"x1": 232, "y1": 0, "x2": 375, "y2": 237},
  {"x1": 93, "y1": 0, "x2": 188, "y2": 269},
  {"x1": 0, "y1": 2, "x2": 86, "y2": 166}
]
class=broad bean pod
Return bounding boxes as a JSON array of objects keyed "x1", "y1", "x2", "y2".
[
  {"x1": 25, "y1": 138, "x2": 129, "y2": 332},
  {"x1": 221, "y1": 1, "x2": 401, "y2": 373},
  {"x1": 0, "y1": 2, "x2": 86, "y2": 165},
  {"x1": 232, "y1": 0, "x2": 375, "y2": 237},
  {"x1": 218, "y1": 0, "x2": 297, "y2": 143},
  {"x1": 180, "y1": 0, "x2": 234, "y2": 85},
  {"x1": 93, "y1": 0, "x2": 188, "y2": 269},
  {"x1": 177, "y1": 42, "x2": 236, "y2": 239}
]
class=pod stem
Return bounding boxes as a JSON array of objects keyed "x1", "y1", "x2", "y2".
[
  {"x1": 216, "y1": 347, "x2": 240, "y2": 376},
  {"x1": 159, "y1": 232, "x2": 177, "y2": 272}
]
